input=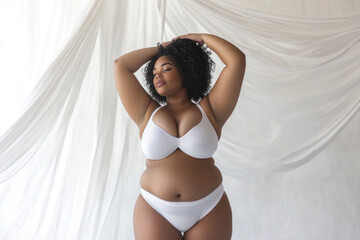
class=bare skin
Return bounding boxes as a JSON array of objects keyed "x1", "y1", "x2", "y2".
[{"x1": 114, "y1": 33, "x2": 246, "y2": 239}]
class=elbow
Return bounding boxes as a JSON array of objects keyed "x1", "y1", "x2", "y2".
[
  {"x1": 114, "y1": 57, "x2": 123, "y2": 65},
  {"x1": 240, "y1": 55, "x2": 246, "y2": 72},
  {"x1": 237, "y1": 51, "x2": 246, "y2": 68},
  {"x1": 224, "y1": 50, "x2": 246, "y2": 67},
  {"x1": 113, "y1": 57, "x2": 124, "y2": 76},
  {"x1": 238, "y1": 50, "x2": 246, "y2": 62},
  {"x1": 114, "y1": 57, "x2": 127, "y2": 71},
  {"x1": 114, "y1": 56, "x2": 135, "y2": 74},
  {"x1": 228, "y1": 52, "x2": 246, "y2": 69}
]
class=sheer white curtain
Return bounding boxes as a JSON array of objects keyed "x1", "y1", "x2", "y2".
[{"x1": 0, "y1": 0, "x2": 359, "y2": 239}]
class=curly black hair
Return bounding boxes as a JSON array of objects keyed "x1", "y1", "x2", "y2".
[{"x1": 143, "y1": 38, "x2": 215, "y2": 104}]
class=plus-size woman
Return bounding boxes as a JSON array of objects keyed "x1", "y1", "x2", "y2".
[{"x1": 114, "y1": 33, "x2": 245, "y2": 240}]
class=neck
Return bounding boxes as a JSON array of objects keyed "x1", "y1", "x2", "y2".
[{"x1": 165, "y1": 96, "x2": 193, "y2": 110}]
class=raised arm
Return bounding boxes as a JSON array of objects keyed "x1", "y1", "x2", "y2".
[
  {"x1": 113, "y1": 47, "x2": 159, "y2": 126},
  {"x1": 179, "y1": 34, "x2": 246, "y2": 126}
]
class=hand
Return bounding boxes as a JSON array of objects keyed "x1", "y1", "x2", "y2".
[{"x1": 176, "y1": 33, "x2": 205, "y2": 46}]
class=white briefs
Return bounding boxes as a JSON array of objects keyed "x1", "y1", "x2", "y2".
[{"x1": 140, "y1": 184, "x2": 224, "y2": 233}]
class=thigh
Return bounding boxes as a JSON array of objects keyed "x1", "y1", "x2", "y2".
[
  {"x1": 133, "y1": 194, "x2": 183, "y2": 240},
  {"x1": 184, "y1": 193, "x2": 232, "y2": 240}
]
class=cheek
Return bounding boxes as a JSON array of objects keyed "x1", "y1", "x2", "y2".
[
  {"x1": 170, "y1": 71, "x2": 182, "y2": 83},
  {"x1": 175, "y1": 74, "x2": 184, "y2": 87}
]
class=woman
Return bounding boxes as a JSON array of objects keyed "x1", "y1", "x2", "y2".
[{"x1": 113, "y1": 33, "x2": 245, "y2": 240}]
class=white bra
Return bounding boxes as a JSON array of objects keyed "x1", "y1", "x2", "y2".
[{"x1": 141, "y1": 103, "x2": 219, "y2": 160}]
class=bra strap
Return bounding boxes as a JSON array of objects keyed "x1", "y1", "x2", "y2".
[
  {"x1": 195, "y1": 103, "x2": 206, "y2": 117},
  {"x1": 150, "y1": 105, "x2": 164, "y2": 120}
]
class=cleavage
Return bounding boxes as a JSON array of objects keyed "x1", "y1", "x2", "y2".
[{"x1": 152, "y1": 107, "x2": 202, "y2": 138}]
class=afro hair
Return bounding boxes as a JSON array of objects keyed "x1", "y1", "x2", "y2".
[{"x1": 143, "y1": 38, "x2": 215, "y2": 104}]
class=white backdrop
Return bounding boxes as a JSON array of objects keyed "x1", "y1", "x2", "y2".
[{"x1": 0, "y1": 0, "x2": 359, "y2": 239}]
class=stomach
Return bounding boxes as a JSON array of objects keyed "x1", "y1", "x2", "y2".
[{"x1": 140, "y1": 149, "x2": 223, "y2": 201}]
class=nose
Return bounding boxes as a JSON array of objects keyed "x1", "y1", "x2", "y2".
[{"x1": 156, "y1": 73, "x2": 163, "y2": 79}]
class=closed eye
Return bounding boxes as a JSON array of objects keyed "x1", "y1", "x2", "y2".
[
  {"x1": 153, "y1": 68, "x2": 172, "y2": 76},
  {"x1": 153, "y1": 62, "x2": 174, "y2": 72}
]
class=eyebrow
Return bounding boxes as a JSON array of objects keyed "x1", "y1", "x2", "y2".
[{"x1": 153, "y1": 62, "x2": 174, "y2": 71}]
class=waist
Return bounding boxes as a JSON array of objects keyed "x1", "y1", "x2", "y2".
[
  {"x1": 140, "y1": 183, "x2": 224, "y2": 205},
  {"x1": 140, "y1": 153, "x2": 222, "y2": 201}
]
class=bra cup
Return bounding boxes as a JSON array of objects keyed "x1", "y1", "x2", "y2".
[
  {"x1": 179, "y1": 116, "x2": 218, "y2": 158},
  {"x1": 141, "y1": 103, "x2": 218, "y2": 160},
  {"x1": 141, "y1": 123, "x2": 178, "y2": 160}
]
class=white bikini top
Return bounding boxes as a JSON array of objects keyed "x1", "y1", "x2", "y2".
[{"x1": 141, "y1": 103, "x2": 219, "y2": 160}]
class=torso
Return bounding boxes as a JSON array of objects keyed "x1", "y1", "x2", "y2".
[{"x1": 139, "y1": 97, "x2": 223, "y2": 201}]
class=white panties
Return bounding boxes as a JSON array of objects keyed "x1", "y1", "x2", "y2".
[{"x1": 140, "y1": 184, "x2": 224, "y2": 233}]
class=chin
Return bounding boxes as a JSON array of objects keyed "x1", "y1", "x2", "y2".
[{"x1": 155, "y1": 89, "x2": 167, "y2": 97}]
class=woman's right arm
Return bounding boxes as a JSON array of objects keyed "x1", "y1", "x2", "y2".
[{"x1": 113, "y1": 47, "x2": 158, "y2": 126}]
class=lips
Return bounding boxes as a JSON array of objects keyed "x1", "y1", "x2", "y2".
[{"x1": 156, "y1": 80, "x2": 165, "y2": 87}]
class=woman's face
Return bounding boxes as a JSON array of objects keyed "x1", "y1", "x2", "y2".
[{"x1": 153, "y1": 56, "x2": 183, "y2": 97}]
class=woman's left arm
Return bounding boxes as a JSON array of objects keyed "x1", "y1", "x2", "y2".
[{"x1": 180, "y1": 33, "x2": 246, "y2": 126}]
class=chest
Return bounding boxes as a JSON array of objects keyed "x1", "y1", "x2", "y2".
[{"x1": 152, "y1": 107, "x2": 202, "y2": 138}]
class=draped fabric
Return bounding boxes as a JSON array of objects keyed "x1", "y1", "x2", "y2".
[{"x1": 0, "y1": 0, "x2": 359, "y2": 239}]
